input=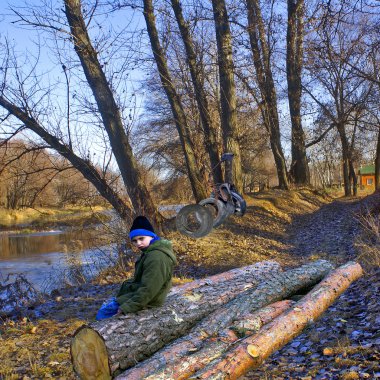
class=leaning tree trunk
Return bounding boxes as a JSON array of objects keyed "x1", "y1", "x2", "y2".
[
  {"x1": 287, "y1": 0, "x2": 310, "y2": 185},
  {"x1": 143, "y1": 0, "x2": 207, "y2": 202},
  {"x1": 211, "y1": 0, "x2": 243, "y2": 192},
  {"x1": 64, "y1": 0, "x2": 160, "y2": 222},
  {"x1": 70, "y1": 261, "x2": 281, "y2": 379},
  {"x1": 116, "y1": 300, "x2": 294, "y2": 380},
  {"x1": 170, "y1": 0, "x2": 223, "y2": 185},
  {"x1": 0, "y1": 97, "x2": 132, "y2": 220},
  {"x1": 191, "y1": 262, "x2": 363, "y2": 380}
]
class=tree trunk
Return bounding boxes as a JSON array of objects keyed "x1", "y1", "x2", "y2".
[
  {"x1": 349, "y1": 159, "x2": 358, "y2": 196},
  {"x1": 170, "y1": 0, "x2": 223, "y2": 185},
  {"x1": 190, "y1": 262, "x2": 363, "y2": 380},
  {"x1": 142, "y1": 0, "x2": 207, "y2": 202},
  {"x1": 70, "y1": 261, "x2": 280, "y2": 379},
  {"x1": 376, "y1": 126, "x2": 380, "y2": 190},
  {"x1": 64, "y1": 0, "x2": 160, "y2": 222},
  {"x1": 117, "y1": 301, "x2": 294, "y2": 380},
  {"x1": 246, "y1": 0, "x2": 289, "y2": 190},
  {"x1": 211, "y1": 0, "x2": 243, "y2": 192},
  {"x1": 0, "y1": 96, "x2": 132, "y2": 220},
  {"x1": 337, "y1": 123, "x2": 352, "y2": 196},
  {"x1": 287, "y1": 0, "x2": 310, "y2": 185}
]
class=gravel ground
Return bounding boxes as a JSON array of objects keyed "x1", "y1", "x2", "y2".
[{"x1": 243, "y1": 193, "x2": 380, "y2": 380}]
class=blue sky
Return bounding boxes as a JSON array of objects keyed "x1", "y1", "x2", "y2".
[{"x1": 0, "y1": 1, "x2": 149, "y2": 164}]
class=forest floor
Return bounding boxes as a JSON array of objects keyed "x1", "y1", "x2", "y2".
[{"x1": 0, "y1": 188, "x2": 379, "y2": 379}]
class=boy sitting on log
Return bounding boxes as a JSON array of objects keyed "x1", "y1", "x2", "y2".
[{"x1": 96, "y1": 216, "x2": 177, "y2": 320}]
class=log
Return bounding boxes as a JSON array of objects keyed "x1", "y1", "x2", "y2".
[
  {"x1": 168, "y1": 261, "x2": 280, "y2": 297},
  {"x1": 117, "y1": 300, "x2": 295, "y2": 380},
  {"x1": 115, "y1": 259, "x2": 333, "y2": 380},
  {"x1": 190, "y1": 261, "x2": 363, "y2": 380},
  {"x1": 71, "y1": 261, "x2": 280, "y2": 379}
]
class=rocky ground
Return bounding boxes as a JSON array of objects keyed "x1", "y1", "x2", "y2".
[{"x1": 0, "y1": 189, "x2": 379, "y2": 379}]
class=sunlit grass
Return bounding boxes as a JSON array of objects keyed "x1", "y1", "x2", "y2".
[{"x1": 0, "y1": 205, "x2": 109, "y2": 228}]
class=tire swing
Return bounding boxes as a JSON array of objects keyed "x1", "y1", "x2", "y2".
[
  {"x1": 175, "y1": 204, "x2": 214, "y2": 238},
  {"x1": 199, "y1": 198, "x2": 232, "y2": 227}
]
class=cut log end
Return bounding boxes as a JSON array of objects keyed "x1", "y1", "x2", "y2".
[
  {"x1": 71, "y1": 326, "x2": 111, "y2": 380},
  {"x1": 247, "y1": 344, "x2": 261, "y2": 358}
]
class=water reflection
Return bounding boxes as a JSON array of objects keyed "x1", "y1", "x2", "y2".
[
  {"x1": 0, "y1": 229, "x2": 117, "y2": 292},
  {"x1": 0, "y1": 229, "x2": 97, "y2": 258}
]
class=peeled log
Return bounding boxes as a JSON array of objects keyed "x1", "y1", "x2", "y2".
[
  {"x1": 191, "y1": 261, "x2": 363, "y2": 380},
  {"x1": 115, "y1": 259, "x2": 333, "y2": 380},
  {"x1": 118, "y1": 300, "x2": 294, "y2": 380},
  {"x1": 71, "y1": 261, "x2": 280, "y2": 379}
]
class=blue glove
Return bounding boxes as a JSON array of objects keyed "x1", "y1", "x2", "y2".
[{"x1": 96, "y1": 297, "x2": 120, "y2": 320}]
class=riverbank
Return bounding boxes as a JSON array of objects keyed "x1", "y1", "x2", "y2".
[
  {"x1": 0, "y1": 205, "x2": 111, "y2": 231},
  {"x1": 0, "y1": 189, "x2": 379, "y2": 379}
]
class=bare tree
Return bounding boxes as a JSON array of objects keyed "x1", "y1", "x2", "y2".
[
  {"x1": 170, "y1": 0, "x2": 223, "y2": 185},
  {"x1": 0, "y1": 1, "x2": 167, "y2": 226},
  {"x1": 142, "y1": 0, "x2": 208, "y2": 202},
  {"x1": 64, "y1": 0, "x2": 160, "y2": 221},
  {"x1": 211, "y1": 0, "x2": 243, "y2": 191},
  {"x1": 304, "y1": 7, "x2": 373, "y2": 196},
  {"x1": 287, "y1": 0, "x2": 309, "y2": 185},
  {"x1": 244, "y1": 0, "x2": 289, "y2": 190}
]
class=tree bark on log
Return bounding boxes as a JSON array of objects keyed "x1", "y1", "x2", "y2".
[
  {"x1": 168, "y1": 261, "x2": 280, "y2": 297},
  {"x1": 117, "y1": 300, "x2": 294, "y2": 380},
  {"x1": 110, "y1": 260, "x2": 333, "y2": 380},
  {"x1": 70, "y1": 261, "x2": 280, "y2": 379},
  {"x1": 190, "y1": 261, "x2": 363, "y2": 380}
]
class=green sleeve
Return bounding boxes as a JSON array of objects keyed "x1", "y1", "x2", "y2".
[{"x1": 118, "y1": 252, "x2": 170, "y2": 314}]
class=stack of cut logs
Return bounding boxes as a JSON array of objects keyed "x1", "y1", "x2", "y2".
[{"x1": 70, "y1": 260, "x2": 363, "y2": 380}]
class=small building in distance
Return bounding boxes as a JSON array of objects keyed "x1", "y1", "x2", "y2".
[{"x1": 358, "y1": 164, "x2": 375, "y2": 188}]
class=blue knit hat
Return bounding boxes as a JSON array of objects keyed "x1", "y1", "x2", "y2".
[{"x1": 129, "y1": 216, "x2": 158, "y2": 240}]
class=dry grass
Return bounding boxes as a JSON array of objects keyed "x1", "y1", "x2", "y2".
[
  {"x1": 0, "y1": 205, "x2": 108, "y2": 229},
  {"x1": 355, "y1": 199, "x2": 380, "y2": 270},
  {"x1": 0, "y1": 317, "x2": 84, "y2": 379}
]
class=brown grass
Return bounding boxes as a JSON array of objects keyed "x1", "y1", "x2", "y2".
[
  {"x1": 0, "y1": 205, "x2": 108, "y2": 229},
  {"x1": 2, "y1": 188, "x2": 376, "y2": 379},
  {"x1": 355, "y1": 199, "x2": 380, "y2": 270}
]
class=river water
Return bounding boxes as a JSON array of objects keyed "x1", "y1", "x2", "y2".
[
  {"x1": 0, "y1": 228, "x2": 117, "y2": 292},
  {"x1": 0, "y1": 206, "x2": 184, "y2": 294}
]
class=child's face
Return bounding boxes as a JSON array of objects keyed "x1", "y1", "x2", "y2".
[{"x1": 131, "y1": 235, "x2": 154, "y2": 250}]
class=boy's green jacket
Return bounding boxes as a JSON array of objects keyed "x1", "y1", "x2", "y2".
[{"x1": 116, "y1": 239, "x2": 177, "y2": 314}]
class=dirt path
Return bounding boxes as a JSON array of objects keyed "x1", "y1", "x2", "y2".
[{"x1": 243, "y1": 193, "x2": 380, "y2": 380}]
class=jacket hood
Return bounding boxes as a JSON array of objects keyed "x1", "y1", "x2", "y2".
[{"x1": 145, "y1": 239, "x2": 177, "y2": 265}]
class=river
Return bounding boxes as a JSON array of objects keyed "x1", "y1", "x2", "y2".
[
  {"x1": 0, "y1": 205, "x2": 184, "y2": 294},
  {"x1": 0, "y1": 227, "x2": 117, "y2": 293}
]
